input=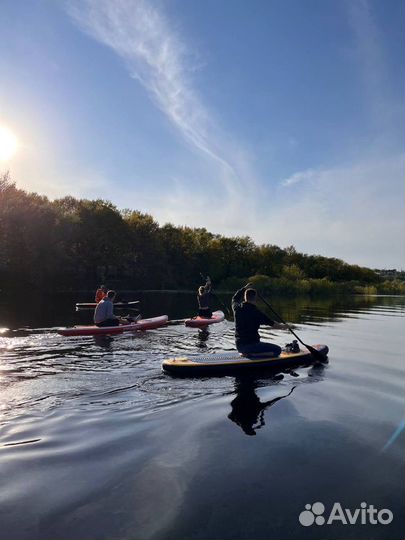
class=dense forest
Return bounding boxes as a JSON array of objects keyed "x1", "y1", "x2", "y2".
[{"x1": 1, "y1": 173, "x2": 404, "y2": 296}]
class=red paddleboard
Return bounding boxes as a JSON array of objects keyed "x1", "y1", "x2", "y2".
[
  {"x1": 185, "y1": 310, "x2": 225, "y2": 328},
  {"x1": 58, "y1": 315, "x2": 168, "y2": 336}
]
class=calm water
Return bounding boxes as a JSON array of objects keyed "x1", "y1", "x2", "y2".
[{"x1": 0, "y1": 293, "x2": 404, "y2": 540}]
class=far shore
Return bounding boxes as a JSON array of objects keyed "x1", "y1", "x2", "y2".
[{"x1": 3, "y1": 289, "x2": 404, "y2": 298}]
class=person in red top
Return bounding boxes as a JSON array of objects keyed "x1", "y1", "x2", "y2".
[{"x1": 95, "y1": 285, "x2": 108, "y2": 303}]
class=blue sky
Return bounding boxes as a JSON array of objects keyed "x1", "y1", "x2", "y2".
[{"x1": 1, "y1": 0, "x2": 404, "y2": 268}]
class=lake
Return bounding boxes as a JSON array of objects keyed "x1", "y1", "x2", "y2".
[{"x1": 0, "y1": 293, "x2": 404, "y2": 540}]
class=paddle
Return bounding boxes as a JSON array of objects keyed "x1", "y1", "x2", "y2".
[
  {"x1": 257, "y1": 291, "x2": 327, "y2": 362},
  {"x1": 199, "y1": 273, "x2": 231, "y2": 317},
  {"x1": 167, "y1": 318, "x2": 188, "y2": 325}
]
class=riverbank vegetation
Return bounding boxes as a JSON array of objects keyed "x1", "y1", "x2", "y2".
[{"x1": 1, "y1": 174, "x2": 404, "y2": 296}]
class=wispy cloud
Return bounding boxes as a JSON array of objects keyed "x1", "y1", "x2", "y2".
[
  {"x1": 281, "y1": 168, "x2": 318, "y2": 187},
  {"x1": 264, "y1": 153, "x2": 405, "y2": 267},
  {"x1": 66, "y1": 0, "x2": 250, "y2": 207}
]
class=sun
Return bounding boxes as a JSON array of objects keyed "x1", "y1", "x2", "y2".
[{"x1": 0, "y1": 126, "x2": 18, "y2": 161}]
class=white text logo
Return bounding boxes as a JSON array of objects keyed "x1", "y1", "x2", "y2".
[{"x1": 298, "y1": 502, "x2": 393, "y2": 527}]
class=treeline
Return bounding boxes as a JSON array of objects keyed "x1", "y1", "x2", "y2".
[{"x1": 1, "y1": 173, "x2": 403, "y2": 295}]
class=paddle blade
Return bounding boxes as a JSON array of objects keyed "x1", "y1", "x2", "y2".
[{"x1": 306, "y1": 344, "x2": 328, "y2": 362}]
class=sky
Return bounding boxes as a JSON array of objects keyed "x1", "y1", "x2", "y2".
[{"x1": 0, "y1": 0, "x2": 404, "y2": 269}]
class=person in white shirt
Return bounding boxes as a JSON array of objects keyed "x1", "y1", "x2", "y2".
[{"x1": 94, "y1": 290, "x2": 122, "y2": 327}]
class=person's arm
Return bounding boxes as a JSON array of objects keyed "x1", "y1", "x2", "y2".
[
  {"x1": 257, "y1": 310, "x2": 275, "y2": 327},
  {"x1": 106, "y1": 301, "x2": 116, "y2": 320},
  {"x1": 232, "y1": 283, "x2": 251, "y2": 311},
  {"x1": 93, "y1": 304, "x2": 99, "y2": 323},
  {"x1": 258, "y1": 311, "x2": 288, "y2": 329}
]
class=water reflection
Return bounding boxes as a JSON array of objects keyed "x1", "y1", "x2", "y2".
[
  {"x1": 196, "y1": 328, "x2": 210, "y2": 349},
  {"x1": 93, "y1": 335, "x2": 114, "y2": 348},
  {"x1": 228, "y1": 362, "x2": 328, "y2": 436},
  {"x1": 307, "y1": 362, "x2": 327, "y2": 381},
  {"x1": 0, "y1": 291, "x2": 403, "y2": 330},
  {"x1": 228, "y1": 377, "x2": 295, "y2": 436}
]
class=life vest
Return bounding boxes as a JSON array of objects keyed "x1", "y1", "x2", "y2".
[{"x1": 95, "y1": 289, "x2": 106, "y2": 303}]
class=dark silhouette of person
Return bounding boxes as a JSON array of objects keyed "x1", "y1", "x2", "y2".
[{"x1": 228, "y1": 377, "x2": 295, "y2": 436}]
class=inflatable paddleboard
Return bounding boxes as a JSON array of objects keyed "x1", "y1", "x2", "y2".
[
  {"x1": 185, "y1": 310, "x2": 225, "y2": 327},
  {"x1": 58, "y1": 315, "x2": 168, "y2": 336},
  {"x1": 162, "y1": 344, "x2": 329, "y2": 376},
  {"x1": 76, "y1": 301, "x2": 140, "y2": 309}
]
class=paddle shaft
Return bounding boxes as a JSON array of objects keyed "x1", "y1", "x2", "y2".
[
  {"x1": 167, "y1": 318, "x2": 187, "y2": 325},
  {"x1": 212, "y1": 293, "x2": 231, "y2": 317},
  {"x1": 257, "y1": 292, "x2": 324, "y2": 360}
]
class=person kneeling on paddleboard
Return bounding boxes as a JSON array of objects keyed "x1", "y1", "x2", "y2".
[
  {"x1": 232, "y1": 284, "x2": 288, "y2": 357},
  {"x1": 197, "y1": 275, "x2": 213, "y2": 318},
  {"x1": 94, "y1": 290, "x2": 135, "y2": 327}
]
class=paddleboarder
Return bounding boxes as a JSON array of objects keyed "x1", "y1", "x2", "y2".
[
  {"x1": 232, "y1": 283, "x2": 288, "y2": 356},
  {"x1": 94, "y1": 290, "x2": 139, "y2": 327},
  {"x1": 197, "y1": 275, "x2": 213, "y2": 318}
]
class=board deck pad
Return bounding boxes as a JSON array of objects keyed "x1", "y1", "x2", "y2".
[{"x1": 174, "y1": 352, "x2": 288, "y2": 364}]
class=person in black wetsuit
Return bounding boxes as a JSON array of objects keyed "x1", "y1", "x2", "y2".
[
  {"x1": 232, "y1": 283, "x2": 288, "y2": 356},
  {"x1": 197, "y1": 275, "x2": 213, "y2": 318}
]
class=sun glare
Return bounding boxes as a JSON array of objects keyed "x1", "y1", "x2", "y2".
[{"x1": 0, "y1": 126, "x2": 18, "y2": 161}]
